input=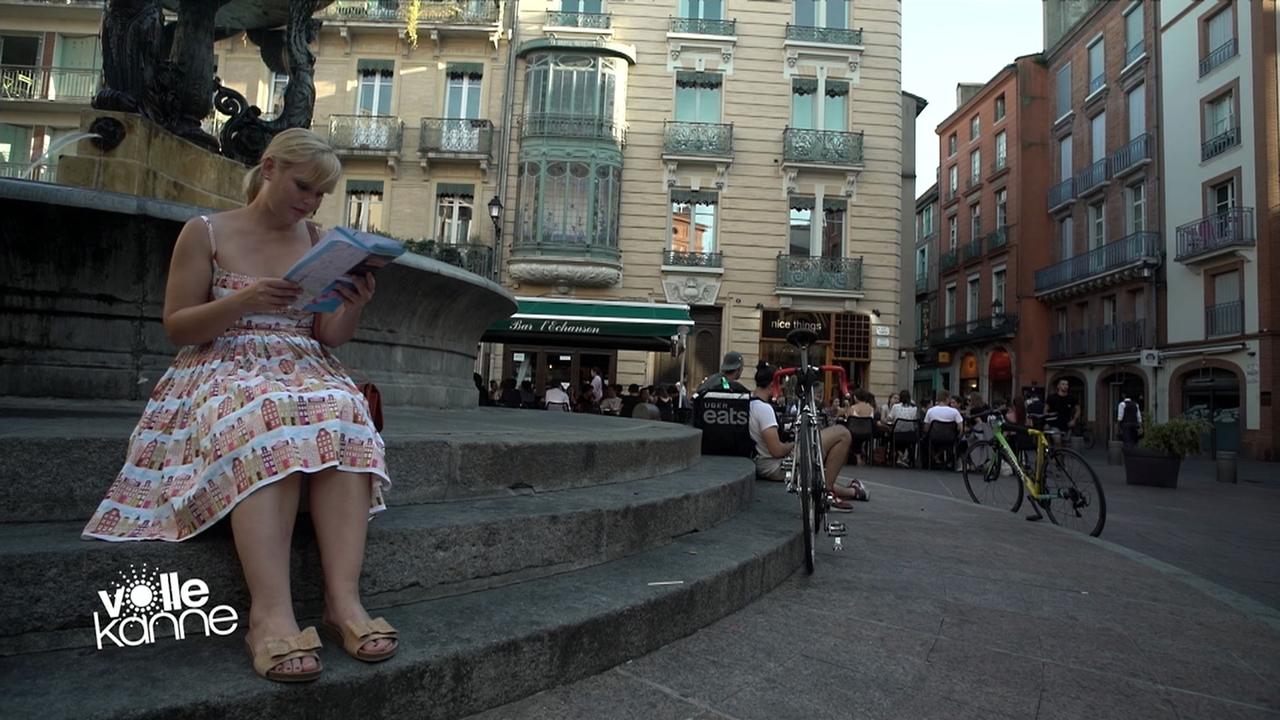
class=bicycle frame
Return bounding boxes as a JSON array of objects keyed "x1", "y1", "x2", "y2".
[{"x1": 986, "y1": 417, "x2": 1053, "y2": 502}]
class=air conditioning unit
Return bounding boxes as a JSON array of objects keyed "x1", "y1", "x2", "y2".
[{"x1": 1140, "y1": 349, "x2": 1162, "y2": 367}]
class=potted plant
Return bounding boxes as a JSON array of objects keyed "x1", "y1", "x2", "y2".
[{"x1": 1122, "y1": 417, "x2": 1211, "y2": 488}]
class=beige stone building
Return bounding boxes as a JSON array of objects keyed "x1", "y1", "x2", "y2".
[{"x1": 7, "y1": 0, "x2": 906, "y2": 403}]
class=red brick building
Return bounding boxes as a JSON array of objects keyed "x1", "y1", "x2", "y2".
[
  {"x1": 924, "y1": 55, "x2": 1053, "y2": 406},
  {"x1": 1037, "y1": 0, "x2": 1164, "y2": 442}
]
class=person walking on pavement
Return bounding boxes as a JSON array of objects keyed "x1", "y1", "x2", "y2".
[
  {"x1": 1045, "y1": 379, "x2": 1080, "y2": 446},
  {"x1": 1117, "y1": 394, "x2": 1142, "y2": 448}
]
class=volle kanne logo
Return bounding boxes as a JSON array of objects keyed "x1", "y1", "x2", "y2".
[{"x1": 94, "y1": 564, "x2": 239, "y2": 650}]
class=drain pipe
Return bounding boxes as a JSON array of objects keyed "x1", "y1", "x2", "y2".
[{"x1": 494, "y1": 0, "x2": 520, "y2": 283}]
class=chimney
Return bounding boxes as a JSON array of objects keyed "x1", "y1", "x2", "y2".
[{"x1": 956, "y1": 83, "x2": 984, "y2": 108}]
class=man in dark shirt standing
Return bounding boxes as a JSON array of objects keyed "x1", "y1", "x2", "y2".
[
  {"x1": 696, "y1": 351, "x2": 750, "y2": 395},
  {"x1": 1045, "y1": 379, "x2": 1079, "y2": 445}
]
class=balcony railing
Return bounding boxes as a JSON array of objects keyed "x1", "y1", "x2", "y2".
[
  {"x1": 782, "y1": 127, "x2": 864, "y2": 166},
  {"x1": 986, "y1": 226, "x2": 1008, "y2": 252},
  {"x1": 1175, "y1": 207, "x2": 1255, "y2": 262},
  {"x1": 1125, "y1": 42, "x2": 1144, "y2": 66},
  {"x1": 930, "y1": 314, "x2": 1019, "y2": 346},
  {"x1": 1048, "y1": 329, "x2": 1092, "y2": 360},
  {"x1": 319, "y1": 0, "x2": 500, "y2": 24},
  {"x1": 522, "y1": 113, "x2": 626, "y2": 145},
  {"x1": 785, "y1": 24, "x2": 864, "y2": 46},
  {"x1": 418, "y1": 118, "x2": 493, "y2": 156},
  {"x1": 328, "y1": 115, "x2": 403, "y2": 154},
  {"x1": 1200, "y1": 38, "x2": 1238, "y2": 77},
  {"x1": 546, "y1": 11, "x2": 612, "y2": 29},
  {"x1": 915, "y1": 274, "x2": 929, "y2": 294},
  {"x1": 775, "y1": 254, "x2": 864, "y2": 293},
  {"x1": 512, "y1": 233, "x2": 620, "y2": 260},
  {"x1": 939, "y1": 249, "x2": 959, "y2": 272},
  {"x1": 1034, "y1": 230, "x2": 1161, "y2": 294},
  {"x1": 1111, "y1": 133, "x2": 1152, "y2": 175},
  {"x1": 1205, "y1": 301, "x2": 1244, "y2": 338},
  {"x1": 0, "y1": 65, "x2": 99, "y2": 101},
  {"x1": 418, "y1": 242, "x2": 495, "y2": 278},
  {"x1": 1201, "y1": 127, "x2": 1240, "y2": 161},
  {"x1": 990, "y1": 157, "x2": 1007, "y2": 175},
  {"x1": 669, "y1": 17, "x2": 736, "y2": 35},
  {"x1": 1075, "y1": 158, "x2": 1110, "y2": 195},
  {"x1": 966, "y1": 174, "x2": 981, "y2": 192},
  {"x1": 1048, "y1": 177, "x2": 1076, "y2": 211},
  {"x1": 1095, "y1": 319, "x2": 1146, "y2": 354},
  {"x1": 0, "y1": 161, "x2": 55, "y2": 182},
  {"x1": 945, "y1": 186, "x2": 959, "y2": 204},
  {"x1": 663, "y1": 121, "x2": 733, "y2": 158},
  {"x1": 664, "y1": 249, "x2": 723, "y2": 268},
  {"x1": 962, "y1": 237, "x2": 984, "y2": 264}
]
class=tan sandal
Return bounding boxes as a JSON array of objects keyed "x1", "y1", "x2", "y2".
[
  {"x1": 245, "y1": 626, "x2": 323, "y2": 682},
  {"x1": 320, "y1": 617, "x2": 399, "y2": 663}
]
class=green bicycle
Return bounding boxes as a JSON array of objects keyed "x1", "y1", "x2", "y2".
[{"x1": 961, "y1": 411, "x2": 1107, "y2": 537}]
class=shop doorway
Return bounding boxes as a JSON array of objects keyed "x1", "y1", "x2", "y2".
[
  {"x1": 1101, "y1": 371, "x2": 1145, "y2": 442},
  {"x1": 988, "y1": 349, "x2": 1012, "y2": 406},
  {"x1": 1181, "y1": 368, "x2": 1240, "y2": 457},
  {"x1": 503, "y1": 347, "x2": 616, "y2": 399},
  {"x1": 959, "y1": 353, "x2": 980, "y2": 398}
]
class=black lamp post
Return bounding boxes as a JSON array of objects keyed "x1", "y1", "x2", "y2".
[{"x1": 487, "y1": 196, "x2": 502, "y2": 280}]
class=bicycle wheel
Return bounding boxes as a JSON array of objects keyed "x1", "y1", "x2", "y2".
[
  {"x1": 1042, "y1": 448, "x2": 1106, "y2": 537},
  {"x1": 961, "y1": 440, "x2": 1023, "y2": 512},
  {"x1": 796, "y1": 420, "x2": 816, "y2": 574}
]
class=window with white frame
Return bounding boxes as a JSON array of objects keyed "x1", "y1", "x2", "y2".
[
  {"x1": 948, "y1": 216, "x2": 958, "y2": 249},
  {"x1": 1087, "y1": 38, "x2": 1105, "y2": 93},
  {"x1": 435, "y1": 184, "x2": 474, "y2": 245},
  {"x1": 786, "y1": 196, "x2": 845, "y2": 258},
  {"x1": 969, "y1": 203, "x2": 981, "y2": 241},
  {"x1": 1210, "y1": 178, "x2": 1236, "y2": 215},
  {"x1": 356, "y1": 59, "x2": 394, "y2": 115},
  {"x1": 795, "y1": 0, "x2": 848, "y2": 29},
  {"x1": 969, "y1": 115, "x2": 980, "y2": 140},
  {"x1": 922, "y1": 204, "x2": 935, "y2": 236},
  {"x1": 676, "y1": 71, "x2": 722, "y2": 123},
  {"x1": 1207, "y1": 7, "x2": 1233, "y2": 53},
  {"x1": 1205, "y1": 92, "x2": 1235, "y2": 140},
  {"x1": 945, "y1": 283, "x2": 957, "y2": 329},
  {"x1": 995, "y1": 130, "x2": 1007, "y2": 169},
  {"x1": 948, "y1": 133, "x2": 957, "y2": 156},
  {"x1": 671, "y1": 189, "x2": 718, "y2": 254},
  {"x1": 948, "y1": 165, "x2": 958, "y2": 193},
  {"x1": 264, "y1": 72, "x2": 288, "y2": 120},
  {"x1": 680, "y1": 0, "x2": 723, "y2": 20},
  {"x1": 563, "y1": 0, "x2": 604, "y2": 13},
  {"x1": 1089, "y1": 200, "x2": 1106, "y2": 249},
  {"x1": 1126, "y1": 83, "x2": 1145, "y2": 141},
  {"x1": 992, "y1": 267, "x2": 1007, "y2": 314},
  {"x1": 1058, "y1": 134, "x2": 1073, "y2": 180},
  {"x1": 916, "y1": 245, "x2": 928, "y2": 282},
  {"x1": 1127, "y1": 182, "x2": 1145, "y2": 234},
  {"x1": 966, "y1": 276, "x2": 981, "y2": 324},
  {"x1": 345, "y1": 180, "x2": 384, "y2": 232},
  {"x1": 1090, "y1": 111, "x2": 1106, "y2": 162},
  {"x1": 791, "y1": 78, "x2": 848, "y2": 131},
  {"x1": 970, "y1": 150, "x2": 981, "y2": 184},
  {"x1": 1059, "y1": 216, "x2": 1074, "y2": 260},
  {"x1": 995, "y1": 188, "x2": 1008, "y2": 228},
  {"x1": 994, "y1": 94, "x2": 1006, "y2": 122},
  {"x1": 1055, "y1": 62, "x2": 1072, "y2": 118},
  {"x1": 1124, "y1": 4, "x2": 1143, "y2": 63},
  {"x1": 445, "y1": 63, "x2": 483, "y2": 119}
]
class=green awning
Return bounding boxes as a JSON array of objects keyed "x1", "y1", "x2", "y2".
[{"x1": 483, "y1": 297, "x2": 693, "y2": 351}]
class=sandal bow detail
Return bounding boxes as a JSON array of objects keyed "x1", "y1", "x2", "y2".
[
  {"x1": 247, "y1": 626, "x2": 323, "y2": 683},
  {"x1": 321, "y1": 616, "x2": 399, "y2": 662}
]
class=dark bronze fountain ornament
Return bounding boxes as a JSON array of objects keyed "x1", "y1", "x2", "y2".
[{"x1": 93, "y1": 0, "x2": 332, "y2": 166}]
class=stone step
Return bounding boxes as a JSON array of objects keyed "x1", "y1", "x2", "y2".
[
  {"x1": 0, "y1": 455, "x2": 754, "y2": 654},
  {"x1": 0, "y1": 489, "x2": 802, "y2": 720},
  {"x1": 0, "y1": 400, "x2": 701, "y2": 523}
]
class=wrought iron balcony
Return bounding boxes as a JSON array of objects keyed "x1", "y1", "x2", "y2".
[
  {"x1": 1201, "y1": 127, "x2": 1240, "y2": 161},
  {"x1": 664, "y1": 249, "x2": 723, "y2": 268},
  {"x1": 328, "y1": 115, "x2": 404, "y2": 154},
  {"x1": 1205, "y1": 301, "x2": 1244, "y2": 338},
  {"x1": 1095, "y1": 319, "x2": 1146, "y2": 354},
  {"x1": 939, "y1": 249, "x2": 959, "y2": 272},
  {"x1": 522, "y1": 113, "x2": 626, "y2": 145},
  {"x1": 417, "y1": 242, "x2": 495, "y2": 279},
  {"x1": 1111, "y1": 133, "x2": 1152, "y2": 176},
  {"x1": 419, "y1": 118, "x2": 493, "y2": 157},
  {"x1": 1048, "y1": 329, "x2": 1091, "y2": 360},
  {"x1": 1034, "y1": 230, "x2": 1161, "y2": 295},
  {"x1": 1175, "y1": 207, "x2": 1255, "y2": 262},
  {"x1": 546, "y1": 11, "x2": 612, "y2": 29},
  {"x1": 1075, "y1": 158, "x2": 1110, "y2": 196},
  {"x1": 663, "y1": 121, "x2": 733, "y2": 158},
  {"x1": 785, "y1": 24, "x2": 863, "y2": 46},
  {"x1": 986, "y1": 226, "x2": 1008, "y2": 252},
  {"x1": 775, "y1": 254, "x2": 864, "y2": 294},
  {"x1": 782, "y1": 128, "x2": 864, "y2": 167},
  {"x1": 512, "y1": 233, "x2": 620, "y2": 260},
  {"x1": 961, "y1": 237, "x2": 984, "y2": 264},
  {"x1": 915, "y1": 274, "x2": 929, "y2": 294},
  {"x1": 319, "y1": 0, "x2": 500, "y2": 24},
  {"x1": 930, "y1": 314, "x2": 1018, "y2": 347},
  {"x1": 669, "y1": 17, "x2": 736, "y2": 35},
  {"x1": 1048, "y1": 177, "x2": 1076, "y2": 212},
  {"x1": 0, "y1": 65, "x2": 99, "y2": 101},
  {"x1": 1200, "y1": 38, "x2": 1238, "y2": 77}
]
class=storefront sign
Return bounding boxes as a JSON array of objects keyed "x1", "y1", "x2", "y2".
[
  {"x1": 507, "y1": 318, "x2": 604, "y2": 335},
  {"x1": 875, "y1": 326, "x2": 890, "y2": 336},
  {"x1": 761, "y1": 311, "x2": 831, "y2": 340}
]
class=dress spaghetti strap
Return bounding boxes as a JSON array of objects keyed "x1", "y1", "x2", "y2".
[{"x1": 200, "y1": 215, "x2": 217, "y2": 264}]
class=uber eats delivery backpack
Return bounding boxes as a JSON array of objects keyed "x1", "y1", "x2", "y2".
[{"x1": 693, "y1": 391, "x2": 768, "y2": 457}]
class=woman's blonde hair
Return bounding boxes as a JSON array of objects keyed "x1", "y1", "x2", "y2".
[{"x1": 242, "y1": 128, "x2": 342, "y2": 203}]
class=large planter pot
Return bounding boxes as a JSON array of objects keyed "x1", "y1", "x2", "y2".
[{"x1": 1123, "y1": 447, "x2": 1182, "y2": 488}]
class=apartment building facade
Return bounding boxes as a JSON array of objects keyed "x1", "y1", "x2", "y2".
[
  {"x1": 1038, "y1": 0, "x2": 1163, "y2": 443},
  {"x1": 0, "y1": 0, "x2": 103, "y2": 181},
  {"x1": 926, "y1": 56, "x2": 1052, "y2": 407},
  {"x1": 910, "y1": 181, "x2": 938, "y2": 401},
  {"x1": 1156, "y1": 0, "x2": 1278, "y2": 459}
]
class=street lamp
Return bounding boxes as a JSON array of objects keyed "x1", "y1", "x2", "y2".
[{"x1": 488, "y1": 195, "x2": 502, "y2": 230}]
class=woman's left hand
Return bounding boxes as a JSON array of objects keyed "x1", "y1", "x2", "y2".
[{"x1": 336, "y1": 273, "x2": 376, "y2": 309}]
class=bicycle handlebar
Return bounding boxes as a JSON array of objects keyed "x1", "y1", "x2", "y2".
[{"x1": 769, "y1": 365, "x2": 850, "y2": 401}]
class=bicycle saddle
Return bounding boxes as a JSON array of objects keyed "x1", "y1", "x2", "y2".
[{"x1": 786, "y1": 328, "x2": 819, "y2": 348}]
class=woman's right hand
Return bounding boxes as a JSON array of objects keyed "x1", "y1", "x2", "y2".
[{"x1": 236, "y1": 278, "x2": 302, "y2": 313}]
